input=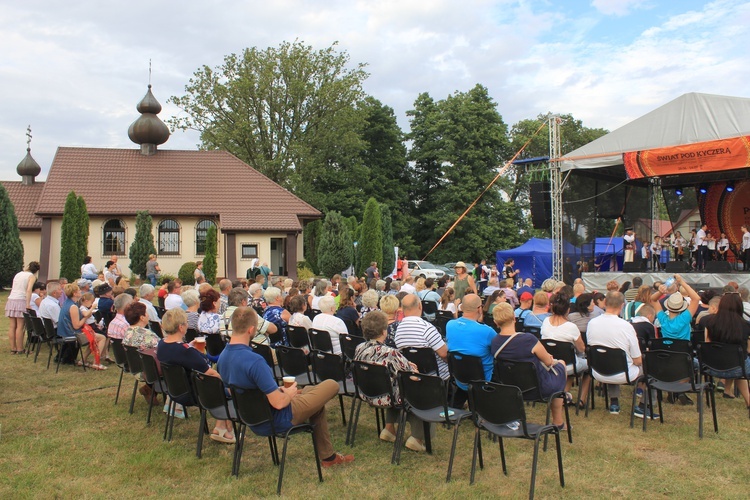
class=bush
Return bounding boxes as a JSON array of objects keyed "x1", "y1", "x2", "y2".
[
  {"x1": 316, "y1": 211, "x2": 353, "y2": 278},
  {"x1": 129, "y1": 211, "x2": 157, "y2": 279},
  {"x1": 296, "y1": 261, "x2": 315, "y2": 281},
  {"x1": 203, "y1": 225, "x2": 218, "y2": 284},
  {"x1": 159, "y1": 273, "x2": 176, "y2": 285},
  {"x1": 178, "y1": 262, "x2": 197, "y2": 286},
  {"x1": 357, "y1": 197, "x2": 383, "y2": 276}
]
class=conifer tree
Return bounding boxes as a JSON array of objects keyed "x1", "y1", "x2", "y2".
[
  {"x1": 380, "y1": 204, "x2": 395, "y2": 278},
  {"x1": 59, "y1": 191, "x2": 81, "y2": 281},
  {"x1": 357, "y1": 198, "x2": 383, "y2": 276},
  {"x1": 77, "y1": 195, "x2": 89, "y2": 260},
  {"x1": 316, "y1": 211, "x2": 353, "y2": 278},
  {"x1": 0, "y1": 185, "x2": 24, "y2": 287},
  {"x1": 203, "y1": 225, "x2": 218, "y2": 284},
  {"x1": 129, "y1": 211, "x2": 157, "y2": 279},
  {"x1": 303, "y1": 219, "x2": 322, "y2": 275}
]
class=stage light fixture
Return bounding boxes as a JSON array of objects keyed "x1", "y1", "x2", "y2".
[
  {"x1": 675, "y1": 187, "x2": 683, "y2": 196},
  {"x1": 699, "y1": 185, "x2": 708, "y2": 194},
  {"x1": 726, "y1": 181, "x2": 735, "y2": 192}
]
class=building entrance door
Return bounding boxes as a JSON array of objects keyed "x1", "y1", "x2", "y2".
[{"x1": 270, "y1": 238, "x2": 286, "y2": 277}]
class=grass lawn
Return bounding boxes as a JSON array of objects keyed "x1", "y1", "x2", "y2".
[{"x1": 0, "y1": 291, "x2": 747, "y2": 499}]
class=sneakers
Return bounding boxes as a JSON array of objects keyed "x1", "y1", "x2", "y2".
[
  {"x1": 677, "y1": 394, "x2": 694, "y2": 406},
  {"x1": 405, "y1": 436, "x2": 427, "y2": 452},
  {"x1": 321, "y1": 452, "x2": 355, "y2": 468},
  {"x1": 609, "y1": 403, "x2": 620, "y2": 415},
  {"x1": 633, "y1": 404, "x2": 660, "y2": 420},
  {"x1": 379, "y1": 428, "x2": 396, "y2": 443}
]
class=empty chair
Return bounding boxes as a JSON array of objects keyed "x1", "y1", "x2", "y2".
[
  {"x1": 310, "y1": 350, "x2": 353, "y2": 425},
  {"x1": 468, "y1": 382, "x2": 564, "y2": 499},
  {"x1": 641, "y1": 350, "x2": 715, "y2": 437}
]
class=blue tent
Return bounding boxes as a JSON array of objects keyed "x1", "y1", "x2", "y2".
[
  {"x1": 593, "y1": 237, "x2": 624, "y2": 272},
  {"x1": 496, "y1": 238, "x2": 579, "y2": 288}
]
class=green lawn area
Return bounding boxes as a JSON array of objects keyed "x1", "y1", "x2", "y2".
[{"x1": 0, "y1": 291, "x2": 747, "y2": 499}]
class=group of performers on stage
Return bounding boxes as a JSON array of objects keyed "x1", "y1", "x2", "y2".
[{"x1": 623, "y1": 224, "x2": 750, "y2": 272}]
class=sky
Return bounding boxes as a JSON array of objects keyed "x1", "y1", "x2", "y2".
[{"x1": 1, "y1": 0, "x2": 749, "y2": 181}]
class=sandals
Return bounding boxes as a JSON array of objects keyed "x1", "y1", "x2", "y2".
[
  {"x1": 92, "y1": 364, "x2": 108, "y2": 371},
  {"x1": 564, "y1": 392, "x2": 574, "y2": 406},
  {"x1": 76, "y1": 361, "x2": 93, "y2": 367},
  {"x1": 210, "y1": 427, "x2": 236, "y2": 444}
]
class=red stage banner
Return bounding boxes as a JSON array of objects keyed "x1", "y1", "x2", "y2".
[
  {"x1": 624, "y1": 136, "x2": 750, "y2": 179},
  {"x1": 699, "y1": 179, "x2": 750, "y2": 250}
]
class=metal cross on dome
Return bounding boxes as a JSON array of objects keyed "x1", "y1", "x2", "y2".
[{"x1": 26, "y1": 125, "x2": 32, "y2": 148}]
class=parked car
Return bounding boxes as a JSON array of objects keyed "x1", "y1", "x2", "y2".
[
  {"x1": 443, "y1": 262, "x2": 475, "y2": 275},
  {"x1": 434, "y1": 264, "x2": 454, "y2": 279},
  {"x1": 406, "y1": 260, "x2": 445, "y2": 280}
]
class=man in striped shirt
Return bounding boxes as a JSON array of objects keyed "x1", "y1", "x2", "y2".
[{"x1": 394, "y1": 294, "x2": 449, "y2": 380}]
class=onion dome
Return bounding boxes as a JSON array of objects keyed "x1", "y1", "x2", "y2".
[
  {"x1": 128, "y1": 84, "x2": 170, "y2": 155},
  {"x1": 17, "y1": 126, "x2": 41, "y2": 185}
]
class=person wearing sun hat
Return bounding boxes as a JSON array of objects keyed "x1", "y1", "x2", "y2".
[
  {"x1": 651, "y1": 275, "x2": 701, "y2": 342},
  {"x1": 452, "y1": 261, "x2": 477, "y2": 301}
]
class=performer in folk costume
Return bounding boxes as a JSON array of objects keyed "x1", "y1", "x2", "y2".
[
  {"x1": 716, "y1": 232, "x2": 730, "y2": 261},
  {"x1": 650, "y1": 236, "x2": 663, "y2": 271},
  {"x1": 623, "y1": 228, "x2": 636, "y2": 263},
  {"x1": 672, "y1": 231, "x2": 687, "y2": 262},
  {"x1": 741, "y1": 225, "x2": 750, "y2": 271}
]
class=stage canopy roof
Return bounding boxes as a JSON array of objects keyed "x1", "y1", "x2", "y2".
[{"x1": 559, "y1": 93, "x2": 750, "y2": 187}]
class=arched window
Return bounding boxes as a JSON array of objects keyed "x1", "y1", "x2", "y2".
[
  {"x1": 195, "y1": 219, "x2": 217, "y2": 255},
  {"x1": 158, "y1": 219, "x2": 180, "y2": 255},
  {"x1": 103, "y1": 219, "x2": 126, "y2": 255}
]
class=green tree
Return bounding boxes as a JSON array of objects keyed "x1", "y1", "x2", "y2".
[
  {"x1": 0, "y1": 185, "x2": 24, "y2": 287},
  {"x1": 60, "y1": 191, "x2": 82, "y2": 281},
  {"x1": 407, "y1": 85, "x2": 520, "y2": 262},
  {"x1": 77, "y1": 196, "x2": 89, "y2": 259},
  {"x1": 203, "y1": 225, "x2": 218, "y2": 284},
  {"x1": 359, "y1": 97, "x2": 416, "y2": 255},
  {"x1": 357, "y1": 198, "x2": 383, "y2": 276},
  {"x1": 169, "y1": 40, "x2": 369, "y2": 201},
  {"x1": 128, "y1": 211, "x2": 157, "y2": 279},
  {"x1": 316, "y1": 211, "x2": 353, "y2": 277},
  {"x1": 303, "y1": 219, "x2": 322, "y2": 275},
  {"x1": 178, "y1": 261, "x2": 198, "y2": 286},
  {"x1": 380, "y1": 204, "x2": 395, "y2": 277}
]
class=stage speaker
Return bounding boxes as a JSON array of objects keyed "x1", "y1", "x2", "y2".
[
  {"x1": 529, "y1": 181, "x2": 551, "y2": 229},
  {"x1": 622, "y1": 262, "x2": 641, "y2": 272},
  {"x1": 704, "y1": 261, "x2": 732, "y2": 273},
  {"x1": 665, "y1": 262, "x2": 689, "y2": 273}
]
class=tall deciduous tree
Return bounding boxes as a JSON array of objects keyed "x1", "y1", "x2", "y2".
[
  {"x1": 317, "y1": 211, "x2": 353, "y2": 278},
  {"x1": 169, "y1": 40, "x2": 369, "y2": 204},
  {"x1": 203, "y1": 225, "x2": 218, "y2": 284},
  {"x1": 129, "y1": 211, "x2": 157, "y2": 279},
  {"x1": 60, "y1": 191, "x2": 82, "y2": 281},
  {"x1": 357, "y1": 198, "x2": 383, "y2": 276},
  {"x1": 359, "y1": 97, "x2": 416, "y2": 255},
  {"x1": 0, "y1": 185, "x2": 24, "y2": 287}
]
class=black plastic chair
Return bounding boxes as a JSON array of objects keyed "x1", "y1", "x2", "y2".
[
  {"x1": 30, "y1": 316, "x2": 52, "y2": 364},
  {"x1": 642, "y1": 350, "x2": 715, "y2": 438},
  {"x1": 23, "y1": 312, "x2": 41, "y2": 356},
  {"x1": 191, "y1": 371, "x2": 238, "y2": 460},
  {"x1": 47, "y1": 318, "x2": 86, "y2": 374},
  {"x1": 205, "y1": 333, "x2": 227, "y2": 357},
  {"x1": 434, "y1": 310, "x2": 454, "y2": 337},
  {"x1": 493, "y1": 359, "x2": 572, "y2": 447},
  {"x1": 160, "y1": 362, "x2": 197, "y2": 442},
  {"x1": 523, "y1": 326, "x2": 542, "y2": 339},
  {"x1": 468, "y1": 382, "x2": 564, "y2": 499},
  {"x1": 276, "y1": 346, "x2": 314, "y2": 386},
  {"x1": 230, "y1": 385, "x2": 322, "y2": 494},
  {"x1": 139, "y1": 351, "x2": 168, "y2": 425},
  {"x1": 309, "y1": 328, "x2": 334, "y2": 353},
  {"x1": 342, "y1": 319, "x2": 361, "y2": 337},
  {"x1": 421, "y1": 300, "x2": 439, "y2": 321},
  {"x1": 348, "y1": 361, "x2": 395, "y2": 447},
  {"x1": 310, "y1": 350, "x2": 352, "y2": 425},
  {"x1": 394, "y1": 371, "x2": 472, "y2": 481},
  {"x1": 184, "y1": 328, "x2": 199, "y2": 344},
  {"x1": 123, "y1": 345, "x2": 146, "y2": 415},
  {"x1": 585, "y1": 344, "x2": 641, "y2": 419},
  {"x1": 339, "y1": 334, "x2": 365, "y2": 363},
  {"x1": 647, "y1": 338, "x2": 693, "y2": 354},
  {"x1": 697, "y1": 341, "x2": 749, "y2": 423},
  {"x1": 110, "y1": 340, "x2": 130, "y2": 405},
  {"x1": 250, "y1": 342, "x2": 279, "y2": 382},
  {"x1": 306, "y1": 308, "x2": 322, "y2": 321},
  {"x1": 400, "y1": 346, "x2": 440, "y2": 376},
  {"x1": 154, "y1": 306, "x2": 166, "y2": 319},
  {"x1": 287, "y1": 325, "x2": 311, "y2": 350},
  {"x1": 447, "y1": 352, "x2": 486, "y2": 406},
  {"x1": 541, "y1": 339, "x2": 590, "y2": 416},
  {"x1": 149, "y1": 321, "x2": 164, "y2": 339}
]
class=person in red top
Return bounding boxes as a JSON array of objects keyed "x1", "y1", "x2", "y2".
[{"x1": 395, "y1": 257, "x2": 403, "y2": 280}]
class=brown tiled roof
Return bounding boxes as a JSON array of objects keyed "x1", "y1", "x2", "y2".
[
  {"x1": 1, "y1": 181, "x2": 44, "y2": 229},
  {"x1": 36, "y1": 148, "x2": 321, "y2": 231}
]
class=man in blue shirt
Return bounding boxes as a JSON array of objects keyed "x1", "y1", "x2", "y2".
[
  {"x1": 217, "y1": 306, "x2": 354, "y2": 467},
  {"x1": 446, "y1": 294, "x2": 497, "y2": 408}
]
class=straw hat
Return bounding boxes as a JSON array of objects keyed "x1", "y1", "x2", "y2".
[{"x1": 665, "y1": 292, "x2": 687, "y2": 313}]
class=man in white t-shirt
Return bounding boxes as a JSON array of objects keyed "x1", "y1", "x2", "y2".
[
  {"x1": 311, "y1": 296, "x2": 346, "y2": 355},
  {"x1": 586, "y1": 291, "x2": 655, "y2": 418},
  {"x1": 164, "y1": 280, "x2": 187, "y2": 311},
  {"x1": 695, "y1": 224, "x2": 707, "y2": 270},
  {"x1": 138, "y1": 284, "x2": 161, "y2": 323},
  {"x1": 400, "y1": 276, "x2": 417, "y2": 295}
]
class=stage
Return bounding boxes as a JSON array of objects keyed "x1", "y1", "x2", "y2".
[{"x1": 581, "y1": 271, "x2": 750, "y2": 293}]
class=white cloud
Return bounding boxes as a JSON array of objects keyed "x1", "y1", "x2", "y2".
[{"x1": 591, "y1": 0, "x2": 648, "y2": 16}]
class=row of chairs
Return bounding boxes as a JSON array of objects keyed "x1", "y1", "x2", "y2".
[{"x1": 23, "y1": 312, "x2": 89, "y2": 373}]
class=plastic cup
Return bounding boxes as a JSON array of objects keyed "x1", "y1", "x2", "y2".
[
  {"x1": 283, "y1": 376, "x2": 295, "y2": 388},
  {"x1": 194, "y1": 337, "x2": 206, "y2": 353}
]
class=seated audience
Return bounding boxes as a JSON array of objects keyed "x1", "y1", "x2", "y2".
[
  {"x1": 439, "y1": 287, "x2": 457, "y2": 318},
  {"x1": 394, "y1": 294, "x2": 449, "y2": 380},
  {"x1": 311, "y1": 296, "x2": 346, "y2": 354},
  {"x1": 262, "y1": 286, "x2": 290, "y2": 346},
  {"x1": 197, "y1": 289, "x2": 222, "y2": 334},
  {"x1": 182, "y1": 289, "x2": 201, "y2": 331},
  {"x1": 379, "y1": 294, "x2": 401, "y2": 348}
]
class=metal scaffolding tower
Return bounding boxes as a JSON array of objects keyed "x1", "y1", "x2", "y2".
[{"x1": 549, "y1": 115, "x2": 563, "y2": 280}]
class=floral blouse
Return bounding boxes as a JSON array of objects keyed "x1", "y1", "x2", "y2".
[
  {"x1": 123, "y1": 326, "x2": 160, "y2": 350},
  {"x1": 198, "y1": 311, "x2": 222, "y2": 334},
  {"x1": 353, "y1": 340, "x2": 413, "y2": 407}
]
